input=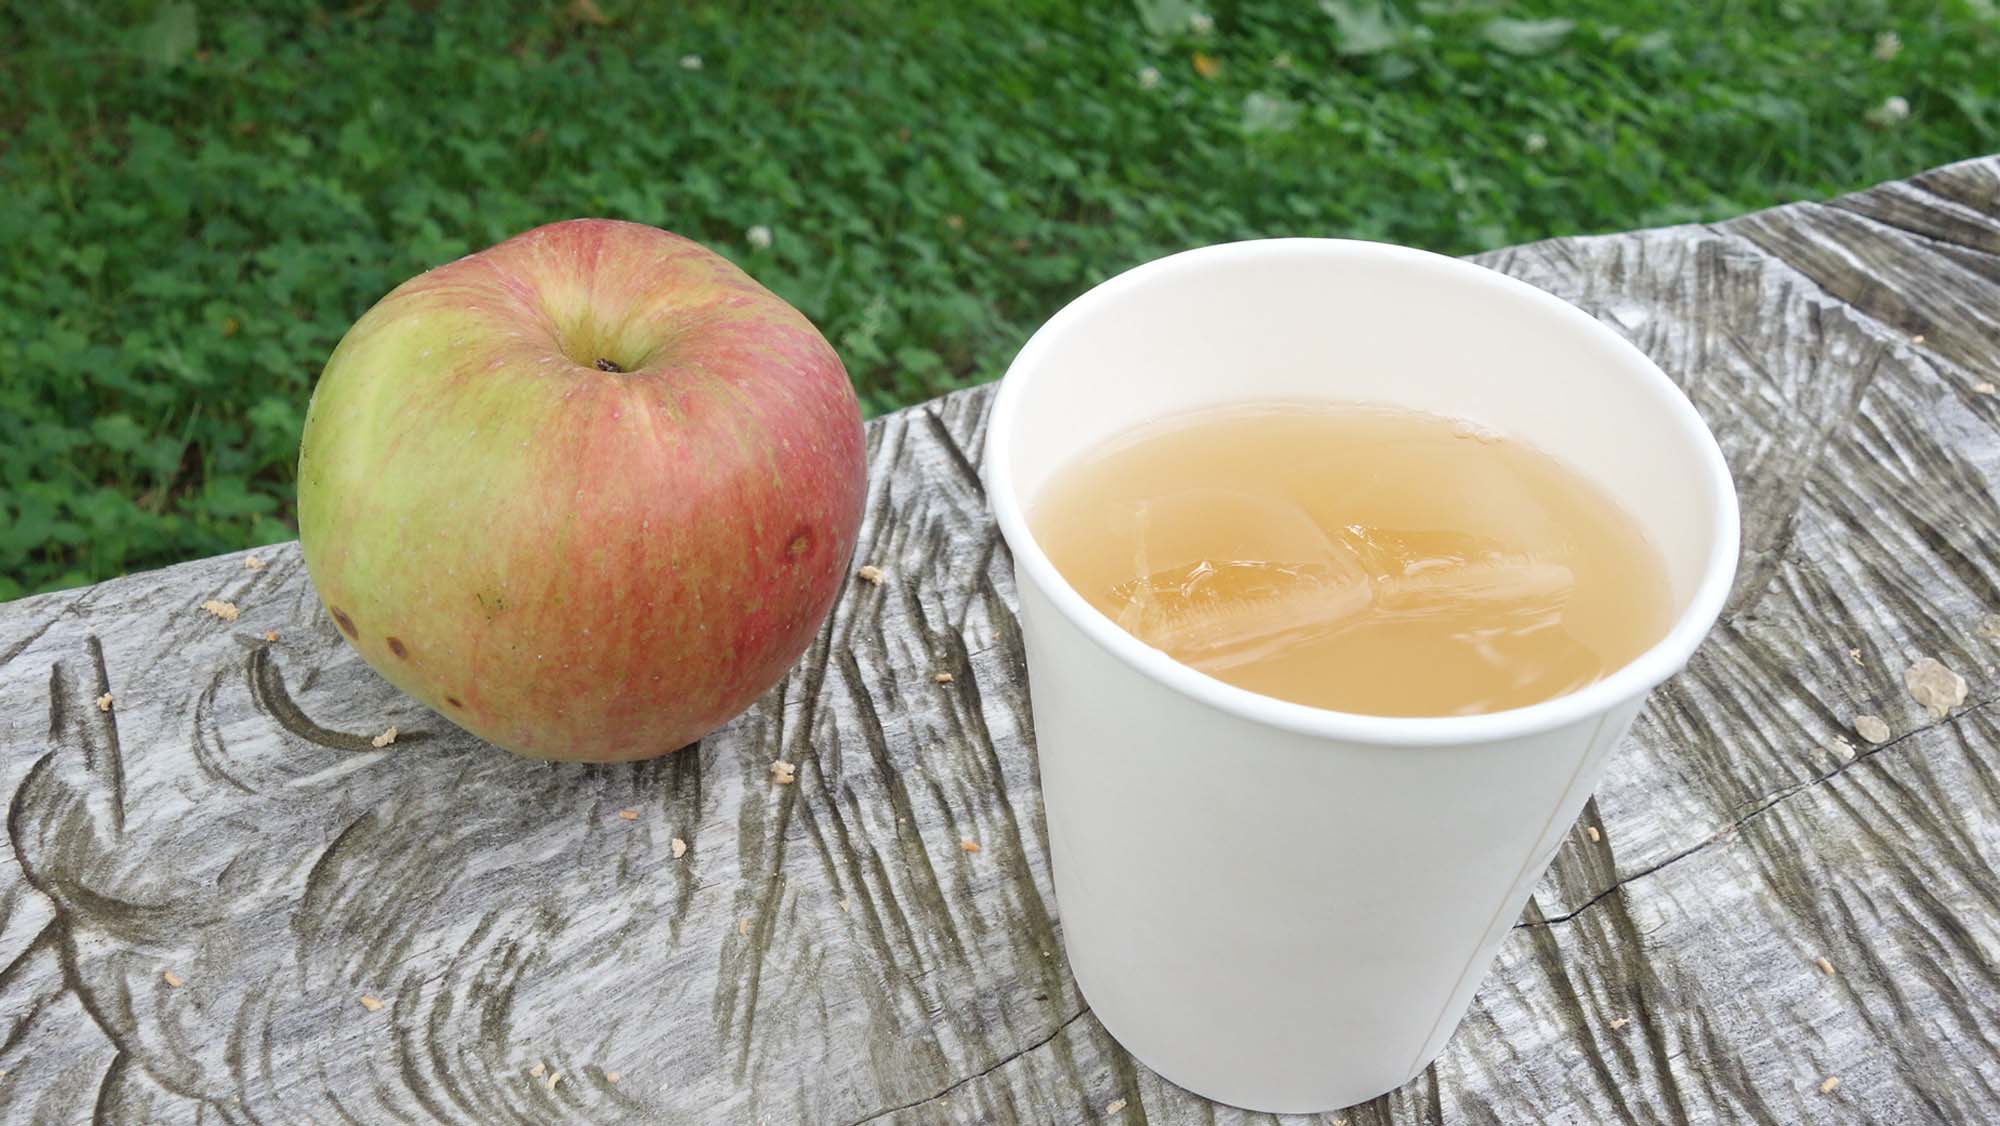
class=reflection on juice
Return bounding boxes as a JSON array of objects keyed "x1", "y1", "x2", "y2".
[{"x1": 1030, "y1": 402, "x2": 1673, "y2": 717}]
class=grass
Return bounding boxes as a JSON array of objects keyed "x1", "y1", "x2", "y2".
[{"x1": 3, "y1": 0, "x2": 1997, "y2": 599}]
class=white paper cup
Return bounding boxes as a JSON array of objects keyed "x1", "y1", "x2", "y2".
[{"x1": 984, "y1": 240, "x2": 1739, "y2": 1113}]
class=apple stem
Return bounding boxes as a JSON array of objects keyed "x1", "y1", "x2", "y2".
[{"x1": 594, "y1": 357, "x2": 624, "y2": 373}]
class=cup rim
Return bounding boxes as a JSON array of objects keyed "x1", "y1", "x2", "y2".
[{"x1": 983, "y1": 237, "x2": 1741, "y2": 747}]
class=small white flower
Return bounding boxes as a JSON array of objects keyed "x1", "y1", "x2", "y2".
[
  {"x1": 1866, "y1": 94, "x2": 1911, "y2": 126},
  {"x1": 679, "y1": 54, "x2": 704, "y2": 70},
  {"x1": 1524, "y1": 131, "x2": 1548, "y2": 154},
  {"x1": 1189, "y1": 12, "x2": 1214, "y2": 34},
  {"x1": 746, "y1": 225, "x2": 773, "y2": 249},
  {"x1": 1137, "y1": 65, "x2": 1162, "y2": 89},
  {"x1": 1872, "y1": 30, "x2": 1902, "y2": 61}
]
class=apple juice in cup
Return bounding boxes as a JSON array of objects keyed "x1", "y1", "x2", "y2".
[{"x1": 1029, "y1": 400, "x2": 1673, "y2": 716}]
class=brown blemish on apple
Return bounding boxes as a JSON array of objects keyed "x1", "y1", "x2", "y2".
[
  {"x1": 387, "y1": 636, "x2": 409, "y2": 659},
  {"x1": 445, "y1": 695, "x2": 464, "y2": 708},
  {"x1": 787, "y1": 528, "x2": 812, "y2": 558},
  {"x1": 594, "y1": 357, "x2": 623, "y2": 373},
  {"x1": 332, "y1": 607, "x2": 359, "y2": 638}
]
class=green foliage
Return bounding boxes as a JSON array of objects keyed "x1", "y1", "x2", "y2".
[{"x1": 3, "y1": 0, "x2": 1997, "y2": 597}]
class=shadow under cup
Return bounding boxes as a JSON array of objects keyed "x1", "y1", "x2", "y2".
[{"x1": 983, "y1": 240, "x2": 1740, "y2": 1114}]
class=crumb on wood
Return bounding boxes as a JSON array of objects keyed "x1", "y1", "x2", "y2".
[
  {"x1": 200, "y1": 599, "x2": 240, "y2": 621},
  {"x1": 162, "y1": 968, "x2": 182, "y2": 988},
  {"x1": 617, "y1": 808, "x2": 638, "y2": 821},
  {"x1": 96, "y1": 692, "x2": 113, "y2": 712},
  {"x1": 1847, "y1": 647, "x2": 1863, "y2": 665},
  {"x1": 1818, "y1": 956, "x2": 1835, "y2": 975},
  {"x1": 606, "y1": 1071, "x2": 620, "y2": 1084},
  {"x1": 1975, "y1": 382, "x2": 1997, "y2": 396},
  {"x1": 1904, "y1": 656, "x2": 1968, "y2": 719},
  {"x1": 263, "y1": 630, "x2": 279, "y2": 642},
  {"x1": 1106, "y1": 1097, "x2": 1128, "y2": 1114},
  {"x1": 838, "y1": 896, "x2": 851, "y2": 913},
  {"x1": 244, "y1": 554, "x2": 266, "y2": 571},
  {"x1": 933, "y1": 671, "x2": 954, "y2": 684},
  {"x1": 360, "y1": 995, "x2": 385, "y2": 1012},
  {"x1": 1911, "y1": 333, "x2": 1926, "y2": 344},
  {"x1": 1853, "y1": 714, "x2": 1891, "y2": 744},
  {"x1": 960, "y1": 837, "x2": 980, "y2": 853},
  {"x1": 856, "y1": 564, "x2": 886, "y2": 586},
  {"x1": 371, "y1": 726, "x2": 398, "y2": 748},
  {"x1": 738, "y1": 917, "x2": 750, "y2": 937},
  {"x1": 671, "y1": 837, "x2": 688, "y2": 858},
  {"x1": 546, "y1": 1071, "x2": 561, "y2": 1092},
  {"x1": 769, "y1": 758, "x2": 797, "y2": 785},
  {"x1": 1585, "y1": 825, "x2": 1601, "y2": 842},
  {"x1": 530, "y1": 1062, "x2": 545, "y2": 1078},
  {"x1": 1609, "y1": 1015, "x2": 1629, "y2": 1029},
  {"x1": 1820, "y1": 1076, "x2": 1841, "y2": 1094}
]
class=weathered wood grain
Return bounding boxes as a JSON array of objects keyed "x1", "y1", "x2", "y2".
[{"x1": 4, "y1": 157, "x2": 1999, "y2": 1124}]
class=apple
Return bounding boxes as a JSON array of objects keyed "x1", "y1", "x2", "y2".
[{"x1": 297, "y1": 220, "x2": 866, "y2": 761}]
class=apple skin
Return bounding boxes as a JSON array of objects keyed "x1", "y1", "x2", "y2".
[{"x1": 297, "y1": 219, "x2": 866, "y2": 762}]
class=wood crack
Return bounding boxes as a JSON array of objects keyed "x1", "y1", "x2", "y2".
[
  {"x1": 4, "y1": 753, "x2": 217, "y2": 1110},
  {"x1": 90, "y1": 1051, "x2": 131, "y2": 1126},
  {"x1": 837, "y1": 1006, "x2": 1091, "y2": 1126},
  {"x1": 1706, "y1": 221, "x2": 1901, "y2": 329},
  {"x1": 0, "y1": 598, "x2": 72, "y2": 670},
  {"x1": 918, "y1": 404, "x2": 987, "y2": 498},
  {"x1": 1826, "y1": 197, "x2": 2000, "y2": 263},
  {"x1": 84, "y1": 636, "x2": 127, "y2": 834},
  {"x1": 245, "y1": 645, "x2": 430, "y2": 752},
  {"x1": 1712, "y1": 214, "x2": 1993, "y2": 357},
  {"x1": 1524, "y1": 696, "x2": 1994, "y2": 929}
]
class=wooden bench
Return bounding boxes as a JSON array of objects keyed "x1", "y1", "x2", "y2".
[{"x1": 3, "y1": 156, "x2": 1997, "y2": 1123}]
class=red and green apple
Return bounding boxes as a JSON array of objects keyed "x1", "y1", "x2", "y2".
[{"x1": 298, "y1": 219, "x2": 866, "y2": 762}]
